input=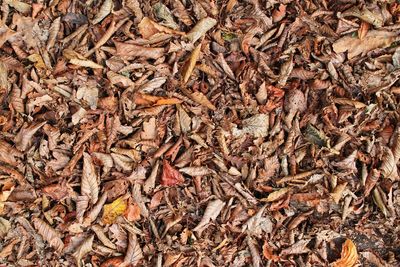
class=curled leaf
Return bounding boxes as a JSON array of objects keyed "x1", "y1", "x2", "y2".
[
  {"x1": 193, "y1": 199, "x2": 225, "y2": 233},
  {"x1": 182, "y1": 42, "x2": 202, "y2": 84},
  {"x1": 33, "y1": 218, "x2": 64, "y2": 252},
  {"x1": 332, "y1": 239, "x2": 358, "y2": 267}
]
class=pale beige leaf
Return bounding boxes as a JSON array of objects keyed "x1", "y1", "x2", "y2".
[
  {"x1": 141, "y1": 117, "x2": 157, "y2": 140},
  {"x1": 232, "y1": 114, "x2": 269, "y2": 138},
  {"x1": 342, "y1": 6, "x2": 383, "y2": 28},
  {"x1": 331, "y1": 182, "x2": 347, "y2": 204},
  {"x1": 333, "y1": 98, "x2": 366, "y2": 109},
  {"x1": 46, "y1": 17, "x2": 61, "y2": 50},
  {"x1": 81, "y1": 152, "x2": 99, "y2": 204},
  {"x1": 5, "y1": 0, "x2": 31, "y2": 14},
  {"x1": 76, "y1": 195, "x2": 89, "y2": 223},
  {"x1": 332, "y1": 150, "x2": 358, "y2": 172},
  {"x1": 92, "y1": 0, "x2": 113, "y2": 25},
  {"x1": 333, "y1": 31, "x2": 397, "y2": 59},
  {"x1": 242, "y1": 205, "x2": 273, "y2": 237},
  {"x1": 182, "y1": 42, "x2": 202, "y2": 84},
  {"x1": 0, "y1": 217, "x2": 11, "y2": 238},
  {"x1": 139, "y1": 77, "x2": 167, "y2": 93},
  {"x1": 114, "y1": 41, "x2": 164, "y2": 59},
  {"x1": 33, "y1": 218, "x2": 64, "y2": 253},
  {"x1": 70, "y1": 58, "x2": 103, "y2": 69},
  {"x1": 186, "y1": 17, "x2": 217, "y2": 43},
  {"x1": 92, "y1": 152, "x2": 114, "y2": 173},
  {"x1": 144, "y1": 161, "x2": 159, "y2": 194},
  {"x1": 193, "y1": 199, "x2": 225, "y2": 232},
  {"x1": 138, "y1": 17, "x2": 184, "y2": 39},
  {"x1": 123, "y1": 233, "x2": 143, "y2": 266},
  {"x1": 111, "y1": 153, "x2": 133, "y2": 172},
  {"x1": 179, "y1": 166, "x2": 212, "y2": 176},
  {"x1": 92, "y1": 224, "x2": 116, "y2": 249},
  {"x1": 177, "y1": 105, "x2": 191, "y2": 133},
  {"x1": 265, "y1": 187, "x2": 289, "y2": 202},
  {"x1": 380, "y1": 146, "x2": 398, "y2": 180},
  {"x1": 280, "y1": 239, "x2": 310, "y2": 256},
  {"x1": 72, "y1": 235, "x2": 94, "y2": 267}
]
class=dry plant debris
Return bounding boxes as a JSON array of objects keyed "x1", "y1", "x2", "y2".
[{"x1": 1, "y1": 0, "x2": 400, "y2": 266}]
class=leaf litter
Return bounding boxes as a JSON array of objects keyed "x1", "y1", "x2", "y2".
[{"x1": 0, "y1": 0, "x2": 400, "y2": 266}]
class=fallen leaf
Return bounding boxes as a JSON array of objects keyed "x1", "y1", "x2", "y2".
[
  {"x1": 161, "y1": 160, "x2": 185, "y2": 186},
  {"x1": 102, "y1": 197, "x2": 127, "y2": 224},
  {"x1": 33, "y1": 218, "x2": 64, "y2": 253},
  {"x1": 81, "y1": 152, "x2": 99, "y2": 205},
  {"x1": 193, "y1": 199, "x2": 225, "y2": 233},
  {"x1": 182, "y1": 42, "x2": 202, "y2": 84},
  {"x1": 186, "y1": 17, "x2": 217, "y2": 43},
  {"x1": 332, "y1": 239, "x2": 358, "y2": 267}
]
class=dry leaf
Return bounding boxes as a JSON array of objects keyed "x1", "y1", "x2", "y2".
[
  {"x1": 262, "y1": 241, "x2": 279, "y2": 262},
  {"x1": 232, "y1": 114, "x2": 269, "y2": 138},
  {"x1": 332, "y1": 239, "x2": 358, "y2": 267},
  {"x1": 102, "y1": 197, "x2": 127, "y2": 224},
  {"x1": 124, "y1": 202, "x2": 141, "y2": 222},
  {"x1": 333, "y1": 31, "x2": 396, "y2": 59},
  {"x1": 114, "y1": 41, "x2": 164, "y2": 59},
  {"x1": 179, "y1": 166, "x2": 212, "y2": 176},
  {"x1": 73, "y1": 235, "x2": 94, "y2": 267},
  {"x1": 161, "y1": 160, "x2": 185, "y2": 186},
  {"x1": 242, "y1": 205, "x2": 273, "y2": 237},
  {"x1": 272, "y1": 4, "x2": 286, "y2": 23},
  {"x1": 265, "y1": 187, "x2": 290, "y2": 202},
  {"x1": 138, "y1": 17, "x2": 184, "y2": 39},
  {"x1": 193, "y1": 199, "x2": 225, "y2": 232},
  {"x1": 182, "y1": 42, "x2": 202, "y2": 84},
  {"x1": 70, "y1": 58, "x2": 103, "y2": 69},
  {"x1": 331, "y1": 182, "x2": 347, "y2": 204},
  {"x1": 92, "y1": 0, "x2": 113, "y2": 25},
  {"x1": 33, "y1": 218, "x2": 64, "y2": 252},
  {"x1": 123, "y1": 233, "x2": 143, "y2": 266},
  {"x1": 186, "y1": 17, "x2": 217, "y2": 43},
  {"x1": 380, "y1": 146, "x2": 398, "y2": 180},
  {"x1": 81, "y1": 152, "x2": 99, "y2": 204},
  {"x1": 191, "y1": 91, "x2": 216, "y2": 110},
  {"x1": 14, "y1": 121, "x2": 46, "y2": 151}
]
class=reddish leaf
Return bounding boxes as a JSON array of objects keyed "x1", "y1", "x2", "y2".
[{"x1": 161, "y1": 160, "x2": 185, "y2": 186}]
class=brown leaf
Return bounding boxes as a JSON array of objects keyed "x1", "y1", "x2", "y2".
[
  {"x1": 186, "y1": 17, "x2": 217, "y2": 43},
  {"x1": 333, "y1": 31, "x2": 396, "y2": 59},
  {"x1": 14, "y1": 121, "x2": 46, "y2": 151},
  {"x1": 193, "y1": 199, "x2": 225, "y2": 233},
  {"x1": 262, "y1": 241, "x2": 279, "y2": 262},
  {"x1": 73, "y1": 235, "x2": 94, "y2": 267},
  {"x1": 123, "y1": 233, "x2": 143, "y2": 266},
  {"x1": 161, "y1": 160, "x2": 185, "y2": 186},
  {"x1": 182, "y1": 42, "x2": 202, "y2": 84},
  {"x1": 138, "y1": 17, "x2": 184, "y2": 39}
]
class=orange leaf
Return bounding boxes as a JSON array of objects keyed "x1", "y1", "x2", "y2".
[
  {"x1": 100, "y1": 256, "x2": 124, "y2": 267},
  {"x1": 333, "y1": 239, "x2": 358, "y2": 267},
  {"x1": 262, "y1": 242, "x2": 279, "y2": 262},
  {"x1": 272, "y1": 4, "x2": 286, "y2": 23},
  {"x1": 124, "y1": 202, "x2": 141, "y2": 221},
  {"x1": 161, "y1": 160, "x2": 185, "y2": 186},
  {"x1": 155, "y1": 98, "x2": 183, "y2": 105}
]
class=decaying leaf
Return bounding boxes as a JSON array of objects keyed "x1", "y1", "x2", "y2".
[
  {"x1": 92, "y1": 0, "x2": 113, "y2": 25},
  {"x1": 73, "y1": 235, "x2": 94, "y2": 266},
  {"x1": 193, "y1": 199, "x2": 225, "y2": 233},
  {"x1": 242, "y1": 205, "x2": 273, "y2": 237},
  {"x1": 123, "y1": 233, "x2": 143, "y2": 266},
  {"x1": 332, "y1": 239, "x2": 358, "y2": 267},
  {"x1": 138, "y1": 17, "x2": 184, "y2": 39}
]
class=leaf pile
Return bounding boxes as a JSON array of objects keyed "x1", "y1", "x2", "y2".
[{"x1": 0, "y1": 0, "x2": 400, "y2": 266}]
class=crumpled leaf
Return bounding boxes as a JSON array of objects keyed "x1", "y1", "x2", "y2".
[
  {"x1": 33, "y1": 218, "x2": 64, "y2": 252},
  {"x1": 262, "y1": 241, "x2": 279, "y2": 262},
  {"x1": 232, "y1": 114, "x2": 269, "y2": 138},
  {"x1": 14, "y1": 121, "x2": 46, "y2": 151},
  {"x1": 280, "y1": 239, "x2": 310, "y2": 256},
  {"x1": 81, "y1": 152, "x2": 99, "y2": 205},
  {"x1": 333, "y1": 31, "x2": 397, "y2": 59},
  {"x1": 331, "y1": 182, "x2": 347, "y2": 204},
  {"x1": 332, "y1": 239, "x2": 358, "y2": 267},
  {"x1": 332, "y1": 150, "x2": 358, "y2": 172},
  {"x1": 341, "y1": 6, "x2": 383, "y2": 28},
  {"x1": 193, "y1": 199, "x2": 225, "y2": 232},
  {"x1": 304, "y1": 124, "x2": 329, "y2": 147},
  {"x1": 242, "y1": 205, "x2": 273, "y2": 237},
  {"x1": 102, "y1": 197, "x2": 127, "y2": 224},
  {"x1": 73, "y1": 235, "x2": 94, "y2": 267},
  {"x1": 182, "y1": 42, "x2": 202, "y2": 84},
  {"x1": 5, "y1": 0, "x2": 31, "y2": 14},
  {"x1": 161, "y1": 160, "x2": 185, "y2": 186},
  {"x1": 77, "y1": 85, "x2": 98, "y2": 110},
  {"x1": 186, "y1": 17, "x2": 217, "y2": 43},
  {"x1": 0, "y1": 217, "x2": 11, "y2": 237}
]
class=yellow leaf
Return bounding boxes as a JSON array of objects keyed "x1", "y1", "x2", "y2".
[
  {"x1": 182, "y1": 42, "x2": 202, "y2": 84},
  {"x1": 333, "y1": 239, "x2": 358, "y2": 267},
  {"x1": 102, "y1": 197, "x2": 127, "y2": 224},
  {"x1": 27, "y1": 54, "x2": 46, "y2": 69}
]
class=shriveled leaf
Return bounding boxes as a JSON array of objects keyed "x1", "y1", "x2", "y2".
[
  {"x1": 70, "y1": 58, "x2": 103, "y2": 69},
  {"x1": 242, "y1": 205, "x2": 273, "y2": 237},
  {"x1": 14, "y1": 121, "x2": 46, "y2": 151},
  {"x1": 193, "y1": 199, "x2": 225, "y2": 232},
  {"x1": 262, "y1": 241, "x2": 279, "y2": 262},
  {"x1": 102, "y1": 197, "x2": 127, "y2": 224},
  {"x1": 33, "y1": 218, "x2": 64, "y2": 252},
  {"x1": 342, "y1": 6, "x2": 383, "y2": 28},
  {"x1": 179, "y1": 166, "x2": 212, "y2": 176},
  {"x1": 92, "y1": 0, "x2": 113, "y2": 25},
  {"x1": 332, "y1": 239, "x2": 358, "y2": 267},
  {"x1": 304, "y1": 124, "x2": 329, "y2": 147},
  {"x1": 280, "y1": 239, "x2": 310, "y2": 256},
  {"x1": 264, "y1": 187, "x2": 289, "y2": 202}
]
